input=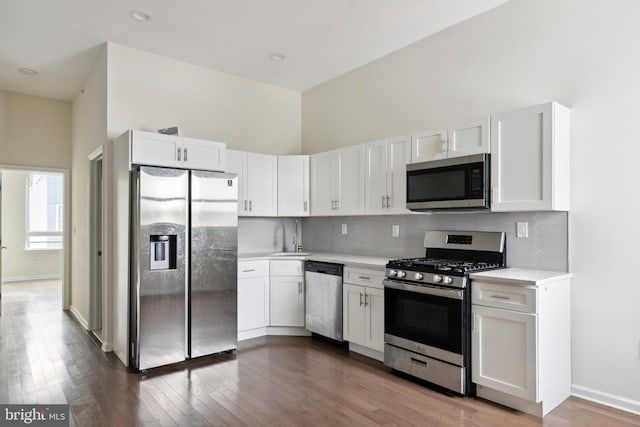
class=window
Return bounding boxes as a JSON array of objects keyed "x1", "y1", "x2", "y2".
[{"x1": 26, "y1": 172, "x2": 63, "y2": 250}]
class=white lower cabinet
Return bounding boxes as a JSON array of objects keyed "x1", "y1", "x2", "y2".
[
  {"x1": 270, "y1": 260, "x2": 305, "y2": 327},
  {"x1": 470, "y1": 269, "x2": 571, "y2": 417},
  {"x1": 342, "y1": 267, "x2": 385, "y2": 360},
  {"x1": 237, "y1": 261, "x2": 270, "y2": 335}
]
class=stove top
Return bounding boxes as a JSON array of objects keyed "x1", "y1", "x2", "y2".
[{"x1": 387, "y1": 257, "x2": 503, "y2": 275}]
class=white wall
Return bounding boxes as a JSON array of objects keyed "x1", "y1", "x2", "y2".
[
  {"x1": 0, "y1": 90, "x2": 71, "y2": 169},
  {"x1": 71, "y1": 47, "x2": 108, "y2": 326},
  {"x1": 1, "y1": 170, "x2": 63, "y2": 281},
  {"x1": 107, "y1": 43, "x2": 302, "y2": 154},
  {"x1": 302, "y1": 0, "x2": 640, "y2": 410}
]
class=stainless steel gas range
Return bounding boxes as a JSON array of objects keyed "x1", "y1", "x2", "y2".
[{"x1": 383, "y1": 230, "x2": 506, "y2": 395}]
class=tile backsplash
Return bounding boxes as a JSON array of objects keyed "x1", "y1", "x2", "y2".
[{"x1": 301, "y1": 212, "x2": 568, "y2": 272}]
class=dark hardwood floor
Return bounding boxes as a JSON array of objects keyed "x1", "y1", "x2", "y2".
[{"x1": 2, "y1": 280, "x2": 640, "y2": 426}]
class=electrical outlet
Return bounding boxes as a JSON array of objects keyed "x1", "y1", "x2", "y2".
[
  {"x1": 516, "y1": 222, "x2": 528, "y2": 238},
  {"x1": 392, "y1": 225, "x2": 400, "y2": 237},
  {"x1": 341, "y1": 224, "x2": 348, "y2": 235}
]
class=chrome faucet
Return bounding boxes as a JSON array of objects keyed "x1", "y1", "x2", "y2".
[{"x1": 293, "y1": 219, "x2": 303, "y2": 253}]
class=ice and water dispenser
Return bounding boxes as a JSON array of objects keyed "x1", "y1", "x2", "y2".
[{"x1": 149, "y1": 235, "x2": 177, "y2": 270}]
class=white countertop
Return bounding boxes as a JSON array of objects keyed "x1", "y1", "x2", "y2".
[
  {"x1": 238, "y1": 251, "x2": 389, "y2": 270},
  {"x1": 470, "y1": 268, "x2": 573, "y2": 286}
]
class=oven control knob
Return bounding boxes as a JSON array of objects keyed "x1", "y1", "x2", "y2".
[
  {"x1": 443, "y1": 276, "x2": 453, "y2": 285},
  {"x1": 415, "y1": 273, "x2": 424, "y2": 281},
  {"x1": 397, "y1": 271, "x2": 406, "y2": 278},
  {"x1": 388, "y1": 269, "x2": 397, "y2": 277},
  {"x1": 433, "y1": 275, "x2": 443, "y2": 283}
]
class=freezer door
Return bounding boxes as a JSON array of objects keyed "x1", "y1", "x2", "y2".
[
  {"x1": 190, "y1": 170, "x2": 238, "y2": 358},
  {"x1": 131, "y1": 166, "x2": 188, "y2": 371}
]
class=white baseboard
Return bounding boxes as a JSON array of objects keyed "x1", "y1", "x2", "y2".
[
  {"x1": 69, "y1": 305, "x2": 89, "y2": 330},
  {"x1": 2, "y1": 274, "x2": 62, "y2": 283},
  {"x1": 101, "y1": 342, "x2": 113, "y2": 352},
  {"x1": 572, "y1": 384, "x2": 640, "y2": 416}
]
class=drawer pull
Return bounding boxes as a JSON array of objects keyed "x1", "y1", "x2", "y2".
[
  {"x1": 411, "y1": 357, "x2": 428, "y2": 367},
  {"x1": 358, "y1": 276, "x2": 371, "y2": 280},
  {"x1": 491, "y1": 294, "x2": 511, "y2": 300},
  {"x1": 242, "y1": 269, "x2": 256, "y2": 273}
]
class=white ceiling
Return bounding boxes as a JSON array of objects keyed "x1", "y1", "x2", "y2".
[{"x1": 0, "y1": 0, "x2": 510, "y2": 101}]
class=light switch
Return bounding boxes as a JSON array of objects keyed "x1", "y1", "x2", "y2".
[
  {"x1": 392, "y1": 225, "x2": 400, "y2": 237},
  {"x1": 516, "y1": 222, "x2": 528, "y2": 238},
  {"x1": 341, "y1": 224, "x2": 348, "y2": 235}
]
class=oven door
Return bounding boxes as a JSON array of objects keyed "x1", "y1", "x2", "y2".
[
  {"x1": 406, "y1": 153, "x2": 489, "y2": 210},
  {"x1": 384, "y1": 279, "x2": 468, "y2": 366}
]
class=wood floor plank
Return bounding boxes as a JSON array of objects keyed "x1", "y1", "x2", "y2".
[{"x1": 2, "y1": 280, "x2": 640, "y2": 426}]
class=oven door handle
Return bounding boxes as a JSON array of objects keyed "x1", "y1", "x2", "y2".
[{"x1": 383, "y1": 279, "x2": 464, "y2": 300}]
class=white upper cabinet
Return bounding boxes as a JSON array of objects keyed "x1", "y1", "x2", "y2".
[
  {"x1": 311, "y1": 145, "x2": 365, "y2": 216},
  {"x1": 129, "y1": 130, "x2": 225, "y2": 171},
  {"x1": 226, "y1": 149, "x2": 277, "y2": 216},
  {"x1": 411, "y1": 117, "x2": 489, "y2": 163},
  {"x1": 490, "y1": 102, "x2": 570, "y2": 212},
  {"x1": 277, "y1": 155, "x2": 310, "y2": 217},
  {"x1": 180, "y1": 136, "x2": 225, "y2": 171},
  {"x1": 364, "y1": 135, "x2": 411, "y2": 214}
]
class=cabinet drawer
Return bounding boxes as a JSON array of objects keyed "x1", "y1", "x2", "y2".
[
  {"x1": 472, "y1": 281, "x2": 537, "y2": 313},
  {"x1": 238, "y1": 260, "x2": 269, "y2": 278},
  {"x1": 270, "y1": 260, "x2": 303, "y2": 276},
  {"x1": 344, "y1": 267, "x2": 385, "y2": 289}
]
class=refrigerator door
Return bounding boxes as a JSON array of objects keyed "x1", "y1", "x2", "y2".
[
  {"x1": 190, "y1": 170, "x2": 238, "y2": 358},
  {"x1": 131, "y1": 166, "x2": 188, "y2": 371}
]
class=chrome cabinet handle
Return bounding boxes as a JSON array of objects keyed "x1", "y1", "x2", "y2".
[
  {"x1": 441, "y1": 136, "x2": 448, "y2": 153},
  {"x1": 304, "y1": 201, "x2": 308, "y2": 212},
  {"x1": 490, "y1": 294, "x2": 511, "y2": 300},
  {"x1": 244, "y1": 200, "x2": 248, "y2": 211},
  {"x1": 249, "y1": 200, "x2": 252, "y2": 211},
  {"x1": 242, "y1": 269, "x2": 255, "y2": 273},
  {"x1": 177, "y1": 148, "x2": 182, "y2": 161},
  {"x1": 184, "y1": 148, "x2": 188, "y2": 162},
  {"x1": 358, "y1": 276, "x2": 370, "y2": 280},
  {"x1": 411, "y1": 357, "x2": 428, "y2": 367},
  {"x1": 386, "y1": 195, "x2": 391, "y2": 208},
  {"x1": 364, "y1": 294, "x2": 369, "y2": 306},
  {"x1": 1, "y1": 246, "x2": 7, "y2": 250}
]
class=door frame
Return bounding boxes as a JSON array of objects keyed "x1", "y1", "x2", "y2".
[
  {"x1": 0, "y1": 163, "x2": 70, "y2": 311},
  {"x1": 89, "y1": 147, "x2": 103, "y2": 334}
]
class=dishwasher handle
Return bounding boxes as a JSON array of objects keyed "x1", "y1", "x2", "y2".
[{"x1": 304, "y1": 260, "x2": 343, "y2": 276}]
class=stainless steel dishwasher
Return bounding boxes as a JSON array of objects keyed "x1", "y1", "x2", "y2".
[{"x1": 304, "y1": 261, "x2": 344, "y2": 341}]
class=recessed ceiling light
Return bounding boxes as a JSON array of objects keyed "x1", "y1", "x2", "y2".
[
  {"x1": 129, "y1": 9, "x2": 151, "y2": 21},
  {"x1": 269, "y1": 53, "x2": 286, "y2": 62},
  {"x1": 18, "y1": 67, "x2": 39, "y2": 75}
]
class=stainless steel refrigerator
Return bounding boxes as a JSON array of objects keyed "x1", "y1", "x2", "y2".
[{"x1": 129, "y1": 166, "x2": 238, "y2": 371}]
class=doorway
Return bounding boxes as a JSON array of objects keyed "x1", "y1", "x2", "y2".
[
  {"x1": 0, "y1": 166, "x2": 68, "y2": 315},
  {"x1": 89, "y1": 150, "x2": 104, "y2": 341}
]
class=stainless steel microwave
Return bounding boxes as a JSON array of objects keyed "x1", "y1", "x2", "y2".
[{"x1": 406, "y1": 153, "x2": 490, "y2": 211}]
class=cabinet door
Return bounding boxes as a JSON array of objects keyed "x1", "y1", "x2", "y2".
[
  {"x1": 411, "y1": 129, "x2": 447, "y2": 162},
  {"x1": 246, "y1": 153, "x2": 278, "y2": 216},
  {"x1": 343, "y1": 283, "x2": 365, "y2": 345},
  {"x1": 181, "y1": 137, "x2": 226, "y2": 172},
  {"x1": 386, "y1": 134, "x2": 411, "y2": 214},
  {"x1": 238, "y1": 276, "x2": 270, "y2": 331},
  {"x1": 336, "y1": 145, "x2": 365, "y2": 215},
  {"x1": 365, "y1": 287, "x2": 384, "y2": 352},
  {"x1": 270, "y1": 276, "x2": 305, "y2": 327},
  {"x1": 364, "y1": 139, "x2": 388, "y2": 215},
  {"x1": 310, "y1": 151, "x2": 335, "y2": 216},
  {"x1": 448, "y1": 117, "x2": 490, "y2": 158},
  {"x1": 225, "y1": 149, "x2": 247, "y2": 215},
  {"x1": 491, "y1": 102, "x2": 570, "y2": 212},
  {"x1": 277, "y1": 155, "x2": 310, "y2": 216},
  {"x1": 472, "y1": 305, "x2": 538, "y2": 402},
  {"x1": 131, "y1": 131, "x2": 181, "y2": 168}
]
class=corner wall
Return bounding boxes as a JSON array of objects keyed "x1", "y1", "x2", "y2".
[{"x1": 301, "y1": 0, "x2": 640, "y2": 410}]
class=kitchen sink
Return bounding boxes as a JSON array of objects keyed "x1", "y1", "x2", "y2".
[{"x1": 270, "y1": 252, "x2": 311, "y2": 257}]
